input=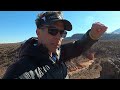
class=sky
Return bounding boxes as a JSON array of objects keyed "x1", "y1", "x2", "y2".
[{"x1": 0, "y1": 11, "x2": 120, "y2": 43}]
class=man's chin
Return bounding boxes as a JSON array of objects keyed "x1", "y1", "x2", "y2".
[
  {"x1": 50, "y1": 48, "x2": 58, "y2": 53},
  {"x1": 48, "y1": 45, "x2": 60, "y2": 53}
]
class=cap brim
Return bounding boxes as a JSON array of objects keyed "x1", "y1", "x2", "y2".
[{"x1": 49, "y1": 19, "x2": 72, "y2": 31}]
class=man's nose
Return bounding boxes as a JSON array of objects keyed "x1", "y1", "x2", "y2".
[{"x1": 55, "y1": 32, "x2": 61, "y2": 39}]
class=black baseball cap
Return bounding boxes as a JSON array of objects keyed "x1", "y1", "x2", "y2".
[{"x1": 35, "y1": 11, "x2": 72, "y2": 31}]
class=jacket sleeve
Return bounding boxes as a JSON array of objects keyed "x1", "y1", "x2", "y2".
[
  {"x1": 2, "y1": 57, "x2": 30, "y2": 79},
  {"x1": 60, "y1": 29, "x2": 98, "y2": 62}
]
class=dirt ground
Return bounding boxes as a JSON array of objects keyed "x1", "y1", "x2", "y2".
[{"x1": 1, "y1": 40, "x2": 120, "y2": 79}]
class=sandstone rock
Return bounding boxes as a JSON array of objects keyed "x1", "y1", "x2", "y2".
[{"x1": 99, "y1": 59, "x2": 120, "y2": 79}]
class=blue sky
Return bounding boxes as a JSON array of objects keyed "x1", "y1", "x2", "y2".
[{"x1": 0, "y1": 11, "x2": 120, "y2": 43}]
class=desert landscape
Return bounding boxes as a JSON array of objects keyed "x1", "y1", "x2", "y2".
[{"x1": 0, "y1": 39, "x2": 120, "y2": 79}]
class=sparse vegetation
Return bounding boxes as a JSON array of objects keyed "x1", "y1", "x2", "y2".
[{"x1": 0, "y1": 40, "x2": 120, "y2": 79}]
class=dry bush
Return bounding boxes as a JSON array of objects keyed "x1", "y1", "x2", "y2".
[
  {"x1": 0, "y1": 43, "x2": 21, "y2": 78},
  {"x1": 0, "y1": 40, "x2": 120, "y2": 79}
]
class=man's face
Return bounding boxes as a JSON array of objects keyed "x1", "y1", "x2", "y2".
[{"x1": 37, "y1": 21, "x2": 66, "y2": 53}]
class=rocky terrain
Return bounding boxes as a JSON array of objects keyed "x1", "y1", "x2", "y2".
[{"x1": 0, "y1": 40, "x2": 120, "y2": 79}]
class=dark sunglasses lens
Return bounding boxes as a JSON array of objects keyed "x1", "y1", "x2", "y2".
[
  {"x1": 48, "y1": 28, "x2": 58, "y2": 36},
  {"x1": 48, "y1": 28, "x2": 67, "y2": 38},
  {"x1": 60, "y1": 31, "x2": 67, "y2": 38}
]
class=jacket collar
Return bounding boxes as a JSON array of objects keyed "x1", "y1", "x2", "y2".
[{"x1": 19, "y1": 37, "x2": 61, "y2": 64}]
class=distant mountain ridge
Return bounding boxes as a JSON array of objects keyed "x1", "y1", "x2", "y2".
[
  {"x1": 111, "y1": 28, "x2": 120, "y2": 34},
  {"x1": 18, "y1": 28, "x2": 120, "y2": 44},
  {"x1": 65, "y1": 28, "x2": 120, "y2": 40},
  {"x1": 65, "y1": 33, "x2": 120, "y2": 40}
]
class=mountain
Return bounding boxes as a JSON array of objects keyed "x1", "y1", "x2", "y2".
[
  {"x1": 65, "y1": 33, "x2": 120, "y2": 40},
  {"x1": 111, "y1": 28, "x2": 120, "y2": 34},
  {"x1": 65, "y1": 28, "x2": 120, "y2": 40},
  {"x1": 19, "y1": 28, "x2": 120, "y2": 44}
]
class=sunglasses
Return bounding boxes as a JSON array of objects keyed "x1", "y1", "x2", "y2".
[
  {"x1": 48, "y1": 28, "x2": 67, "y2": 38},
  {"x1": 40, "y1": 26, "x2": 67, "y2": 38}
]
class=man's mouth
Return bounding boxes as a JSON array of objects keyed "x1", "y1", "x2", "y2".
[{"x1": 51, "y1": 43, "x2": 60, "y2": 48}]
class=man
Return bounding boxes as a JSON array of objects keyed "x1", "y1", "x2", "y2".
[{"x1": 2, "y1": 11, "x2": 107, "y2": 79}]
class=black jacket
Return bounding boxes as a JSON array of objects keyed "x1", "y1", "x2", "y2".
[{"x1": 2, "y1": 30, "x2": 98, "y2": 79}]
